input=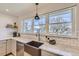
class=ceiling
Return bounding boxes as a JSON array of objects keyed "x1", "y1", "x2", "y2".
[{"x1": 0, "y1": 3, "x2": 76, "y2": 17}]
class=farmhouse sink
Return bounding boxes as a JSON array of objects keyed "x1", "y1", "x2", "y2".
[
  {"x1": 24, "y1": 41, "x2": 43, "y2": 56},
  {"x1": 26, "y1": 41, "x2": 43, "y2": 48}
]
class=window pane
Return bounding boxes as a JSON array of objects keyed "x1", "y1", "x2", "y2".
[
  {"x1": 39, "y1": 16, "x2": 46, "y2": 32},
  {"x1": 34, "y1": 26, "x2": 39, "y2": 33},
  {"x1": 34, "y1": 19, "x2": 39, "y2": 26},
  {"x1": 24, "y1": 19, "x2": 32, "y2": 26},
  {"x1": 49, "y1": 15, "x2": 57, "y2": 23},
  {"x1": 23, "y1": 19, "x2": 32, "y2": 33},
  {"x1": 58, "y1": 23, "x2": 72, "y2": 35},
  {"x1": 40, "y1": 25, "x2": 46, "y2": 32},
  {"x1": 57, "y1": 12, "x2": 72, "y2": 23},
  {"x1": 49, "y1": 10, "x2": 72, "y2": 24},
  {"x1": 49, "y1": 9, "x2": 72, "y2": 35},
  {"x1": 49, "y1": 24, "x2": 58, "y2": 34},
  {"x1": 39, "y1": 16, "x2": 46, "y2": 24}
]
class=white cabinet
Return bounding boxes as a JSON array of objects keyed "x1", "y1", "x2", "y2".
[
  {"x1": 0, "y1": 39, "x2": 12, "y2": 56},
  {"x1": 11, "y1": 39, "x2": 16, "y2": 56},
  {"x1": 0, "y1": 39, "x2": 17, "y2": 56},
  {"x1": 41, "y1": 50, "x2": 59, "y2": 56},
  {"x1": 0, "y1": 40, "x2": 6, "y2": 56},
  {"x1": 6, "y1": 39, "x2": 12, "y2": 54}
]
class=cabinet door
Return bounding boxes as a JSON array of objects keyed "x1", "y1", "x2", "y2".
[
  {"x1": 11, "y1": 39, "x2": 16, "y2": 56},
  {"x1": 0, "y1": 40, "x2": 6, "y2": 56},
  {"x1": 16, "y1": 41, "x2": 24, "y2": 56},
  {"x1": 6, "y1": 39, "x2": 11, "y2": 54}
]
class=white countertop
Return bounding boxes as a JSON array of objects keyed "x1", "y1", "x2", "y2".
[
  {"x1": 0, "y1": 36, "x2": 79, "y2": 56},
  {"x1": 39, "y1": 42, "x2": 79, "y2": 56}
]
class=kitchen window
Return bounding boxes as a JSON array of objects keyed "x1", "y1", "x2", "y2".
[
  {"x1": 23, "y1": 18, "x2": 33, "y2": 33},
  {"x1": 49, "y1": 9, "x2": 73, "y2": 35},
  {"x1": 34, "y1": 19, "x2": 39, "y2": 33}
]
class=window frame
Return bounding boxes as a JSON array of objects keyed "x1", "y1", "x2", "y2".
[{"x1": 48, "y1": 7, "x2": 75, "y2": 36}]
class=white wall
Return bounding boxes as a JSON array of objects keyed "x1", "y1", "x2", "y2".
[{"x1": 0, "y1": 13, "x2": 17, "y2": 38}]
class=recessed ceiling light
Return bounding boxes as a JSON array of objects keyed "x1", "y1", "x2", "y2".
[{"x1": 5, "y1": 9, "x2": 9, "y2": 12}]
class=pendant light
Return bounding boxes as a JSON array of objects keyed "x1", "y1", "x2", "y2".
[{"x1": 34, "y1": 3, "x2": 40, "y2": 20}]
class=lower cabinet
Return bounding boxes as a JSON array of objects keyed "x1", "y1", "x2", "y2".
[
  {"x1": 11, "y1": 40, "x2": 24, "y2": 56},
  {"x1": 0, "y1": 39, "x2": 24, "y2": 56},
  {"x1": 0, "y1": 40, "x2": 6, "y2": 56},
  {"x1": 16, "y1": 41, "x2": 24, "y2": 56},
  {"x1": 6, "y1": 39, "x2": 12, "y2": 54},
  {"x1": 0, "y1": 39, "x2": 12, "y2": 56}
]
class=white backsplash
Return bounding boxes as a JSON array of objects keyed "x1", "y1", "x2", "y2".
[{"x1": 21, "y1": 34, "x2": 79, "y2": 49}]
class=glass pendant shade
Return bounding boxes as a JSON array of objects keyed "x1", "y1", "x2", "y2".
[{"x1": 34, "y1": 13, "x2": 40, "y2": 20}]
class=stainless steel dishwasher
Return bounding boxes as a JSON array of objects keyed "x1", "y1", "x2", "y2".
[{"x1": 16, "y1": 41, "x2": 24, "y2": 56}]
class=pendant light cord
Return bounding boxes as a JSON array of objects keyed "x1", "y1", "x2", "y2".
[{"x1": 36, "y1": 3, "x2": 38, "y2": 15}]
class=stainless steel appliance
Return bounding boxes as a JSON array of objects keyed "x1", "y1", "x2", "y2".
[{"x1": 13, "y1": 32, "x2": 17, "y2": 37}]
